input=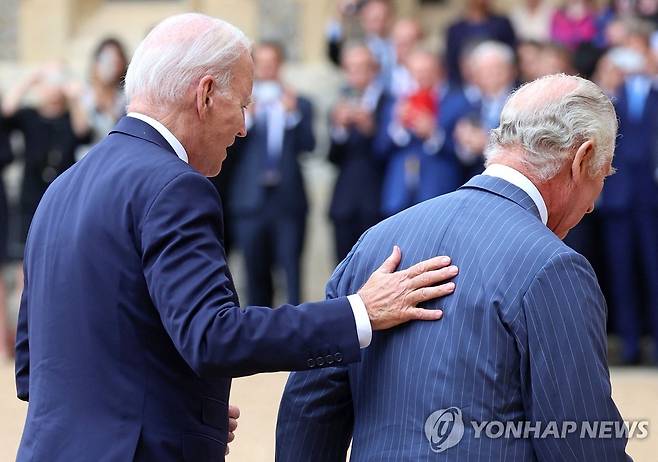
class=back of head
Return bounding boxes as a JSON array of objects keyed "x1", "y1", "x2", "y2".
[
  {"x1": 485, "y1": 74, "x2": 618, "y2": 181},
  {"x1": 124, "y1": 13, "x2": 251, "y2": 108}
]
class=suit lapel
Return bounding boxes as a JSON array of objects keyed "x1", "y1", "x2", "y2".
[{"x1": 459, "y1": 174, "x2": 542, "y2": 222}]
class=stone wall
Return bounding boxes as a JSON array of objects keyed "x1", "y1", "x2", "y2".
[{"x1": 0, "y1": 0, "x2": 19, "y2": 60}]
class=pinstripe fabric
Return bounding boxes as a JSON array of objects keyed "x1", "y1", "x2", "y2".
[{"x1": 276, "y1": 175, "x2": 630, "y2": 461}]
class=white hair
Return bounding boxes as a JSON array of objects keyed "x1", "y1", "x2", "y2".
[
  {"x1": 468, "y1": 40, "x2": 515, "y2": 66},
  {"x1": 485, "y1": 74, "x2": 618, "y2": 181},
  {"x1": 124, "y1": 13, "x2": 252, "y2": 106}
]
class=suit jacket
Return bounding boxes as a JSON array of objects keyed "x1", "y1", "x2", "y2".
[
  {"x1": 445, "y1": 15, "x2": 517, "y2": 85},
  {"x1": 276, "y1": 175, "x2": 628, "y2": 461},
  {"x1": 328, "y1": 91, "x2": 389, "y2": 221},
  {"x1": 227, "y1": 96, "x2": 315, "y2": 217},
  {"x1": 374, "y1": 90, "x2": 463, "y2": 217},
  {"x1": 599, "y1": 83, "x2": 658, "y2": 212},
  {"x1": 15, "y1": 116, "x2": 360, "y2": 462}
]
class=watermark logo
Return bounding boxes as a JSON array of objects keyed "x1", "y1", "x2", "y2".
[
  {"x1": 424, "y1": 406, "x2": 649, "y2": 452},
  {"x1": 424, "y1": 407, "x2": 465, "y2": 453}
]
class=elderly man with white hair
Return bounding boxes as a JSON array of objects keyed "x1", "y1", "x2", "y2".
[
  {"x1": 277, "y1": 73, "x2": 630, "y2": 461},
  {"x1": 453, "y1": 40, "x2": 518, "y2": 181},
  {"x1": 13, "y1": 13, "x2": 460, "y2": 462}
]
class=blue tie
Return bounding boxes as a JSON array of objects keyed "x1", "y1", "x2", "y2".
[{"x1": 626, "y1": 77, "x2": 648, "y2": 122}]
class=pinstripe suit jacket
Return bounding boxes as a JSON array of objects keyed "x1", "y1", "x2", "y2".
[{"x1": 276, "y1": 175, "x2": 629, "y2": 461}]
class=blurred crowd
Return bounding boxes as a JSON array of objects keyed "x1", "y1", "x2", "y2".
[{"x1": 1, "y1": 0, "x2": 658, "y2": 365}]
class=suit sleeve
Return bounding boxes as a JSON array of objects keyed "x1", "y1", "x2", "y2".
[
  {"x1": 276, "y1": 239, "x2": 366, "y2": 461},
  {"x1": 140, "y1": 172, "x2": 361, "y2": 378},
  {"x1": 15, "y1": 265, "x2": 29, "y2": 401},
  {"x1": 292, "y1": 98, "x2": 316, "y2": 153},
  {"x1": 517, "y1": 252, "x2": 630, "y2": 461}
]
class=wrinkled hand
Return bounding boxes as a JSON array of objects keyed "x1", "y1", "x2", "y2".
[
  {"x1": 357, "y1": 246, "x2": 458, "y2": 331},
  {"x1": 225, "y1": 404, "x2": 240, "y2": 456}
]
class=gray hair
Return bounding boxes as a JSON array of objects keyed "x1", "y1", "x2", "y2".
[
  {"x1": 468, "y1": 40, "x2": 515, "y2": 66},
  {"x1": 485, "y1": 74, "x2": 618, "y2": 181},
  {"x1": 124, "y1": 13, "x2": 252, "y2": 106}
]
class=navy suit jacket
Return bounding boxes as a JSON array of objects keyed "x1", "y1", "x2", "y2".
[
  {"x1": 277, "y1": 175, "x2": 629, "y2": 461},
  {"x1": 227, "y1": 96, "x2": 315, "y2": 217},
  {"x1": 328, "y1": 92, "x2": 389, "y2": 221},
  {"x1": 15, "y1": 116, "x2": 360, "y2": 462},
  {"x1": 599, "y1": 84, "x2": 658, "y2": 212},
  {"x1": 374, "y1": 91, "x2": 463, "y2": 217}
]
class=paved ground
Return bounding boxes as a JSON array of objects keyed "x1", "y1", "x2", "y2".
[{"x1": 1, "y1": 361, "x2": 657, "y2": 461}]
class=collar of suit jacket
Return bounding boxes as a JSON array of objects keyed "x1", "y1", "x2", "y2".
[
  {"x1": 460, "y1": 170, "x2": 547, "y2": 225},
  {"x1": 109, "y1": 114, "x2": 188, "y2": 164}
]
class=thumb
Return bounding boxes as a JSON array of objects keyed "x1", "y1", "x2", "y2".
[{"x1": 378, "y1": 245, "x2": 401, "y2": 274}]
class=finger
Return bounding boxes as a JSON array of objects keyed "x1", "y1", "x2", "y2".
[
  {"x1": 409, "y1": 265, "x2": 458, "y2": 289},
  {"x1": 377, "y1": 245, "x2": 401, "y2": 274},
  {"x1": 409, "y1": 282, "x2": 455, "y2": 305},
  {"x1": 228, "y1": 404, "x2": 240, "y2": 419},
  {"x1": 225, "y1": 445, "x2": 230, "y2": 455},
  {"x1": 229, "y1": 417, "x2": 238, "y2": 432},
  {"x1": 405, "y1": 255, "x2": 451, "y2": 278},
  {"x1": 228, "y1": 431, "x2": 235, "y2": 443},
  {"x1": 404, "y1": 307, "x2": 443, "y2": 322}
]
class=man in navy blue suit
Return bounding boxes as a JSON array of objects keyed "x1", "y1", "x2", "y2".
[
  {"x1": 277, "y1": 74, "x2": 630, "y2": 461},
  {"x1": 374, "y1": 49, "x2": 462, "y2": 217},
  {"x1": 598, "y1": 43, "x2": 658, "y2": 364},
  {"x1": 328, "y1": 44, "x2": 388, "y2": 262},
  {"x1": 228, "y1": 41, "x2": 314, "y2": 307},
  {"x1": 14, "y1": 14, "x2": 459, "y2": 462}
]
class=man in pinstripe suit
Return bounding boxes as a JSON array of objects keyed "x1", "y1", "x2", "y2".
[{"x1": 276, "y1": 74, "x2": 631, "y2": 461}]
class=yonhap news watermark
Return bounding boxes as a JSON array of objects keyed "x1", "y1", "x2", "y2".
[{"x1": 425, "y1": 407, "x2": 650, "y2": 453}]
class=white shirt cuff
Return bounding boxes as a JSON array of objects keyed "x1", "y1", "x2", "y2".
[{"x1": 347, "y1": 294, "x2": 372, "y2": 349}]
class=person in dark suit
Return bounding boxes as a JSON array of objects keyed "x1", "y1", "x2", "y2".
[
  {"x1": 374, "y1": 49, "x2": 462, "y2": 217},
  {"x1": 14, "y1": 14, "x2": 457, "y2": 462},
  {"x1": 452, "y1": 41, "x2": 517, "y2": 182},
  {"x1": 598, "y1": 45, "x2": 658, "y2": 364},
  {"x1": 326, "y1": 0, "x2": 395, "y2": 88},
  {"x1": 444, "y1": 0, "x2": 516, "y2": 85},
  {"x1": 328, "y1": 44, "x2": 387, "y2": 262},
  {"x1": 0, "y1": 111, "x2": 14, "y2": 359},
  {"x1": 1, "y1": 64, "x2": 90, "y2": 245},
  {"x1": 277, "y1": 75, "x2": 629, "y2": 461},
  {"x1": 227, "y1": 41, "x2": 314, "y2": 306}
]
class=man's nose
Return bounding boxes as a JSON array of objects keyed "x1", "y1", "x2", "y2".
[{"x1": 237, "y1": 119, "x2": 247, "y2": 138}]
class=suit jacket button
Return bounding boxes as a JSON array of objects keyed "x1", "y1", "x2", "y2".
[
  {"x1": 316, "y1": 356, "x2": 325, "y2": 366},
  {"x1": 335, "y1": 352, "x2": 343, "y2": 363},
  {"x1": 307, "y1": 358, "x2": 315, "y2": 368},
  {"x1": 325, "y1": 355, "x2": 334, "y2": 365}
]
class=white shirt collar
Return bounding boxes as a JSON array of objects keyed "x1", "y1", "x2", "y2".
[
  {"x1": 483, "y1": 164, "x2": 549, "y2": 225},
  {"x1": 127, "y1": 112, "x2": 189, "y2": 164}
]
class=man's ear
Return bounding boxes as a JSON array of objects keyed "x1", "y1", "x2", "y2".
[
  {"x1": 571, "y1": 139, "x2": 594, "y2": 183},
  {"x1": 195, "y1": 75, "x2": 215, "y2": 119}
]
